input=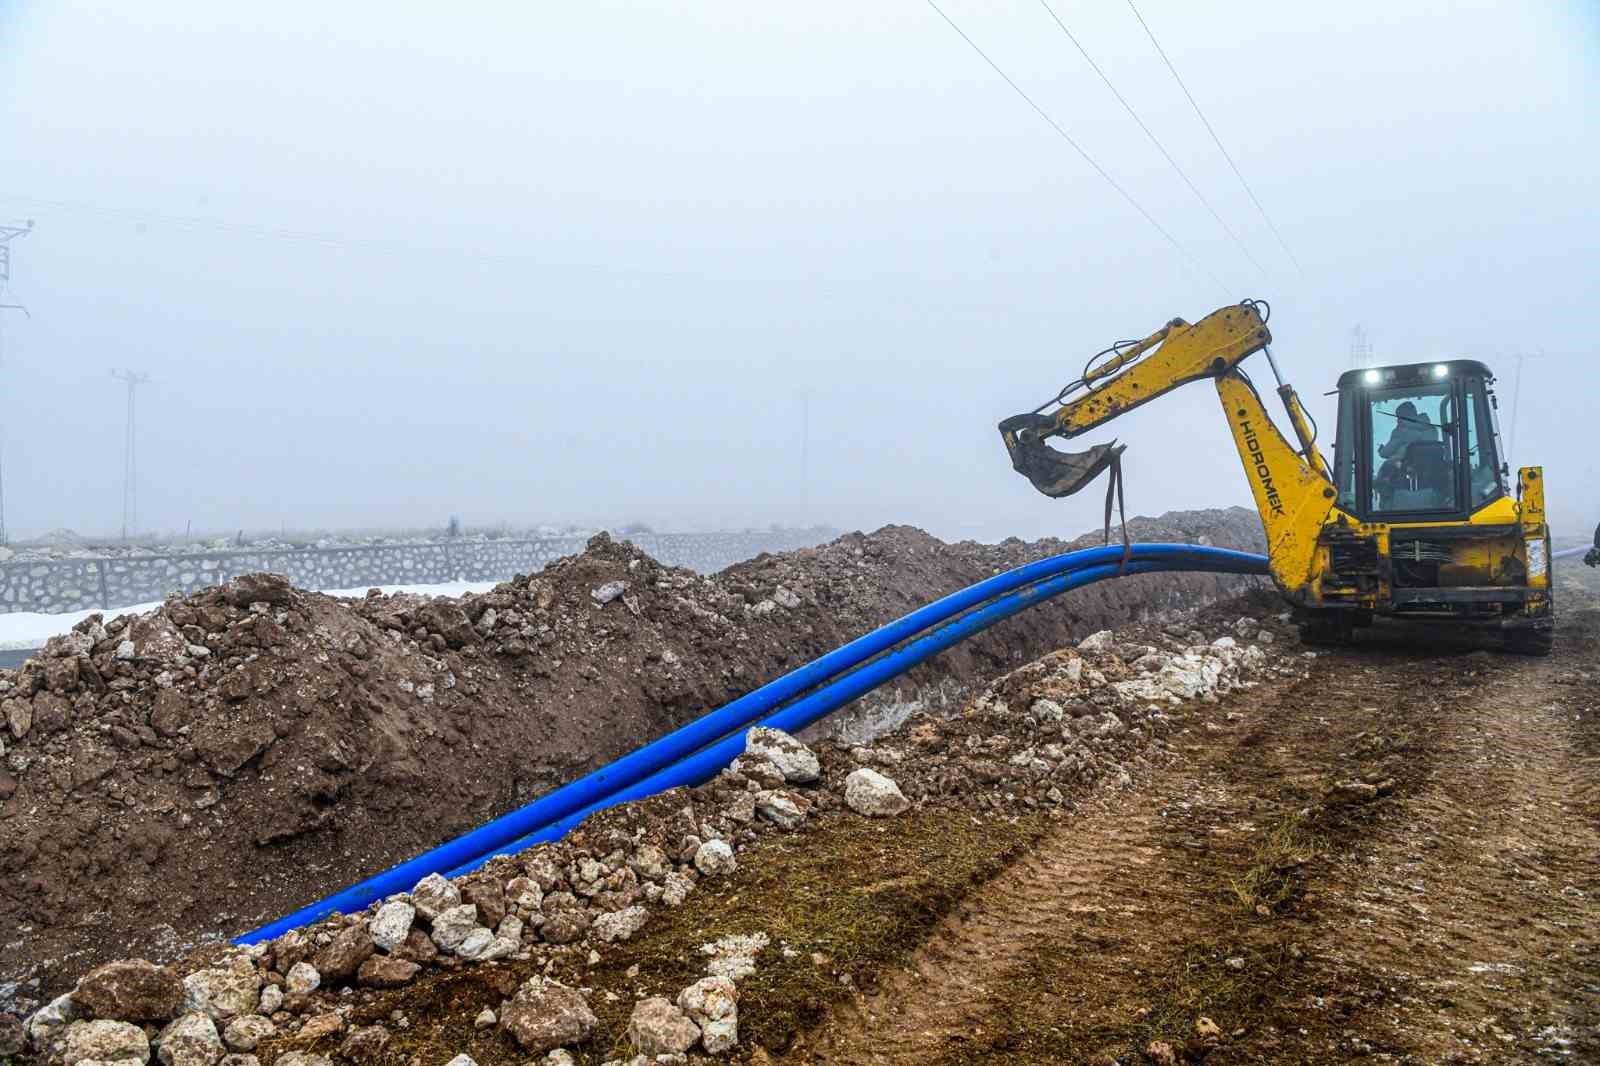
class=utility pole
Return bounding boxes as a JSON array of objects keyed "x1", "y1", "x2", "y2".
[
  {"x1": 111, "y1": 369, "x2": 151, "y2": 540},
  {"x1": 799, "y1": 390, "x2": 810, "y2": 528},
  {"x1": 1348, "y1": 324, "x2": 1372, "y2": 369},
  {"x1": 0, "y1": 220, "x2": 34, "y2": 545},
  {"x1": 1506, "y1": 348, "x2": 1541, "y2": 470}
]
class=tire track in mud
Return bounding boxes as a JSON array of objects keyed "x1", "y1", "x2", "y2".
[{"x1": 790, "y1": 613, "x2": 1600, "y2": 1065}]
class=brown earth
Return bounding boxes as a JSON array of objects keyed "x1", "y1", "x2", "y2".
[
  {"x1": 14, "y1": 568, "x2": 1592, "y2": 1066},
  {"x1": 790, "y1": 586, "x2": 1600, "y2": 1063},
  {"x1": 0, "y1": 508, "x2": 1264, "y2": 1003},
  {"x1": 234, "y1": 584, "x2": 1593, "y2": 1066}
]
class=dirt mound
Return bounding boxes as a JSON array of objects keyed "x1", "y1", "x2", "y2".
[
  {"x1": 0, "y1": 509, "x2": 1265, "y2": 1002},
  {"x1": 9, "y1": 588, "x2": 1301, "y2": 1066}
]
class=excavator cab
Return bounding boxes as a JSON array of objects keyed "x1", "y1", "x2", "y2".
[{"x1": 1330, "y1": 360, "x2": 1507, "y2": 522}]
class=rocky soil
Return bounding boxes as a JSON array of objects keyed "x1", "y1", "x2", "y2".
[
  {"x1": 0, "y1": 509, "x2": 1265, "y2": 1002},
  {"x1": 4, "y1": 573, "x2": 1301, "y2": 1066},
  {"x1": 797, "y1": 601, "x2": 1600, "y2": 1065}
]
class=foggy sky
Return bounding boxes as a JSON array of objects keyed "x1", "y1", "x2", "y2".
[{"x1": 0, "y1": 1, "x2": 1594, "y2": 543}]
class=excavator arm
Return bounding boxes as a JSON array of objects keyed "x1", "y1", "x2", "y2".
[{"x1": 1000, "y1": 300, "x2": 1340, "y2": 598}]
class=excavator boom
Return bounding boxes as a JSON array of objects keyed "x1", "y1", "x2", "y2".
[
  {"x1": 1000, "y1": 300, "x2": 1328, "y2": 493},
  {"x1": 999, "y1": 300, "x2": 1338, "y2": 598}
]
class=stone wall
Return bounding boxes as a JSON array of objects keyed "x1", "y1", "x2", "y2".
[{"x1": 0, "y1": 530, "x2": 834, "y2": 615}]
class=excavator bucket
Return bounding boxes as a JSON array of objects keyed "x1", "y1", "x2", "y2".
[{"x1": 998, "y1": 413, "x2": 1126, "y2": 499}]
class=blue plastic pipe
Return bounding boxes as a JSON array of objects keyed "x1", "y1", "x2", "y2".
[
  {"x1": 445, "y1": 549, "x2": 1267, "y2": 875},
  {"x1": 236, "y1": 543, "x2": 1266, "y2": 943}
]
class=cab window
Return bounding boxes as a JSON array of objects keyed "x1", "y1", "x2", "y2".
[
  {"x1": 1369, "y1": 383, "x2": 1456, "y2": 513},
  {"x1": 1464, "y1": 381, "x2": 1504, "y2": 508},
  {"x1": 1333, "y1": 391, "x2": 1359, "y2": 512}
]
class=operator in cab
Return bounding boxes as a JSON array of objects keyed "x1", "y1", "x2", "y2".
[
  {"x1": 1374, "y1": 401, "x2": 1443, "y2": 507},
  {"x1": 1379, "y1": 401, "x2": 1439, "y2": 460}
]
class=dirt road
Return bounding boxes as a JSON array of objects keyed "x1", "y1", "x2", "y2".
[{"x1": 796, "y1": 608, "x2": 1600, "y2": 1064}]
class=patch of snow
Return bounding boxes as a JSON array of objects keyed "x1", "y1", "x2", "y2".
[{"x1": 0, "y1": 580, "x2": 504, "y2": 652}]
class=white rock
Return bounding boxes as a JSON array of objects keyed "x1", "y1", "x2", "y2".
[
  {"x1": 156, "y1": 1013, "x2": 223, "y2": 1066},
  {"x1": 442, "y1": 1057, "x2": 477, "y2": 1066},
  {"x1": 753, "y1": 791, "x2": 805, "y2": 829},
  {"x1": 1155, "y1": 661, "x2": 1207, "y2": 699},
  {"x1": 692, "y1": 840, "x2": 736, "y2": 877},
  {"x1": 676, "y1": 977, "x2": 738, "y2": 1055},
  {"x1": 1113, "y1": 677, "x2": 1165, "y2": 702},
  {"x1": 283, "y1": 962, "x2": 320, "y2": 995},
  {"x1": 409, "y1": 873, "x2": 461, "y2": 921},
  {"x1": 1131, "y1": 652, "x2": 1168, "y2": 674},
  {"x1": 369, "y1": 901, "x2": 415, "y2": 953},
  {"x1": 181, "y1": 968, "x2": 259, "y2": 1021},
  {"x1": 115, "y1": 640, "x2": 137, "y2": 661},
  {"x1": 626, "y1": 998, "x2": 700, "y2": 1057},
  {"x1": 698, "y1": 932, "x2": 769, "y2": 981},
  {"x1": 661, "y1": 872, "x2": 695, "y2": 907},
  {"x1": 26, "y1": 993, "x2": 82, "y2": 1053},
  {"x1": 744, "y1": 727, "x2": 820, "y2": 785},
  {"x1": 1210, "y1": 635, "x2": 1237, "y2": 650},
  {"x1": 593, "y1": 906, "x2": 649, "y2": 943},
  {"x1": 473, "y1": 1009, "x2": 497, "y2": 1030},
  {"x1": 591, "y1": 581, "x2": 627, "y2": 605},
  {"x1": 221, "y1": 1017, "x2": 274, "y2": 1053},
  {"x1": 1077, "y1": 630, "x2": 1115, "y2": 653},
  {"x1": 725, "y1": 791, "x2": 756, "y2": 825},
  {"x1": 452, "y1": 927, "x2": 496, "y2": 960},
  {"x1": 1030, "y1": 698, "x2": 1065, "y2": 722},
  {"x1": 772, "y1": 586, "x2": 802, "y2": 609},
  {"x1": 543, "y1": 1053, "x2": 576, "y2": 1066},
  {"x1": 844, "y1": 768, "x2": 910, "y2": 817},
  {"x1": 62, "y1": 1019, "x2": 150, "y2": 1065},
  {"x1": 429, "y1": 904, "x2": 480, "y2": 953},
  {"x1": 496, "y1": 914, "x2": 525, "y2": 943},
  {"x1": 455, "y1": 928, "x2": 517, "y2": 962},
  {"x1": 255, "y1": 987, "x2": 283, "y2": 1016},
  {"x1": 627, "y1": 844, "x2": 671, "y2": 881}
]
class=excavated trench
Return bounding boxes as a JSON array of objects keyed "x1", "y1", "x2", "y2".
[{"x1": 0, "y1": 508, "x2": 1264, "y2": 1005}]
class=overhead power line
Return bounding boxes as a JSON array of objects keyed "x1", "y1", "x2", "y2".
[
  {"x1": 922, "y1": 0, "x2": 1229, "y2": 299},
  {"x1": 1123, "y1": 0, "x2": 1303, "y2": 275},
  {"x1": 1033, "y1": 0, "x2": 1267, "y2": 279}
]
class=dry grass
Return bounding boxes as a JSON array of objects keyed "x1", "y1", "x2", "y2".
[{"x1": 1225, "y1": 812, "x2": 1323, "y2": 914}]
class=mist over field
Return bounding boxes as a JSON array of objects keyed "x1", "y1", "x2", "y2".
[{"x1": 0, "y1": 1, "x2": 1593, "y2": 542}]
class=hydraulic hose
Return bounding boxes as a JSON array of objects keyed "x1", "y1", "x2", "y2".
[
  {"x1": 236, "y1": 542, "x2": 1266, "y2": 943},
  {"x1": 448, "y1": 548, "x2": 1267, "y2": 876}
]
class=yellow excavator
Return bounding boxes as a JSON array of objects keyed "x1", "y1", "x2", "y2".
[{"x1": 1000, "y1": 300, "x2": 1554, "y2": 654}]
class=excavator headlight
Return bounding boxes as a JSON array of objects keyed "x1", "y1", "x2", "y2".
[
  {"x1": 1363, "y1": 369, "x2": 1381, "y2": 385},
  {"x1": 1432, "y1": 364, "x2": 1449, "y2": 378}
]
